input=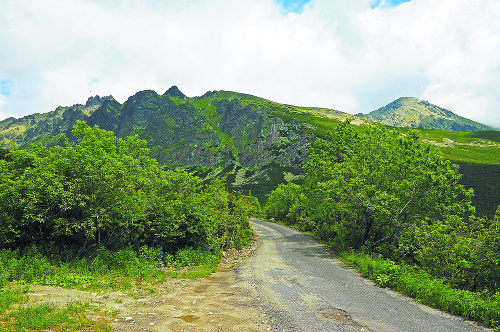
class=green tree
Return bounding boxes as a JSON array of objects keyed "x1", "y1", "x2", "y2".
[
  {"x1": 264, "y1": 122, "x2": 474, "y2": 254},
  {"x1": 275, "y1": 121, "x2": 474, "y2": 253},
  {"x1": 263, "y1": 182, "x2": 303, "y2": 224}
]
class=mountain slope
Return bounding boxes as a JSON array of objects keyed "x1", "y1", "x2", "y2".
[
  {"x1": 357, "y1": 97, "x2": 494, "y2": 132},
  {"x1": 1, "y1": 88, "x2": 499, "y2": 218},
  {"x1": 1, "y1": 87, "x2": 355, "y2": 202}
]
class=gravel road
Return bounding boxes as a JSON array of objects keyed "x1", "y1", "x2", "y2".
[{"x1": 239, "y1": 219, "x2": 491, "y2": 332}]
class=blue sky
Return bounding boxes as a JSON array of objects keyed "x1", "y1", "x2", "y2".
[
  {"x1": 277, "y1": 0, "x2": 412, "y2": 14},
  {"x1": 370, "y1": 0, "x2": 411, "y2": 9},
  {"x1": 0, "y1": 81, "x2": 12, "y2": 97},
  {"x1": 275, "y1": 0, "x2": 311, "y2": 14},
  {"x1": 1, "y1": 0, "x2": 499, "y2": 128}
]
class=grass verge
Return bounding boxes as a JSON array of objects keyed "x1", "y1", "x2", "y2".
[{"x1": 340, "y1": 251, "x2": 500, "y2": 331}]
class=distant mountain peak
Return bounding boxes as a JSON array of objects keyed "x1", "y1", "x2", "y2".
[
  {"x1": 358, "y1": 97, "x2": 494, "y2": 132},
  {"x1": 163, "y1": 86, "x2": 186, "y2": 99}
]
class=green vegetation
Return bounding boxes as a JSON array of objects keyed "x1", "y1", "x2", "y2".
[
  {"x1": 1, "y1": 88, "x2": 498, "y2": 220},
  {"x1": 456, "y1": 161, "x2": 500, "y2": 218},
  {"x1": 0, "y1": 291, "x2": 112, "y2": 331},
  {"x1": 341, "y1": 252, "x2": 500, "y2": 330},
  {"x1": 264, "y1": 121, "x2": 500, "y2": 329},
  {"x1": 412, "y1": 128, "x2": 500, "y2": 164},
  {"x1": 0, "y1": 247, "x2": 222, "y2": 331},
  {"x1": 360, "y1": 97, "x2": 494, "y2": 132},
  {"x1": 0, "y1": 121, "x2": 259, "y2": 329},
  {"x1": 0, "y1": 121, "x2": 254, "y2": 254},
  {"x1": 0, "y1": 246, "x2": 220, "y2": 290}
]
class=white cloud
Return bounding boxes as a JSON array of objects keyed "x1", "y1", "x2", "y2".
[
  {"x1": 0, "y1": 0, "x2": 499, "y2": 128},
  {"x1": 0, "y1": 95, "x2": 7, "y2": 119}
]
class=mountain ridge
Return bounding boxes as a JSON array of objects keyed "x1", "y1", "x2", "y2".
[{"x1": 1, "y1": 87, "x2": 499, "y2": 218}]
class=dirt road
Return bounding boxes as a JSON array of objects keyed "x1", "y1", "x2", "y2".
[
  {"x1": 29, "y1": 237, "x2": 274, "y2": 332},
  {"x1": 27, "y1": 219, "x2": 491, "y2": 331}
]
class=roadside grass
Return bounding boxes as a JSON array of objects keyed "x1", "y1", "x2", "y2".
[
  {"x1": 340, "y1": 251, "x2": 500, "y2": 331},
  {"x1": 0, "y1": 246, "x2": 220, "y2": 331},
  {"x1": 0, "y1": 287, "x2": 112, "y2": 331},
  {"x1": 0, "y1": 246, "x2": 219, "y2": 290}
]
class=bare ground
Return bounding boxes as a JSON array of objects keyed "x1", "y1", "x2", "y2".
[{"x1": 26, "y1": 237, "x2": 275, "y2": 332}]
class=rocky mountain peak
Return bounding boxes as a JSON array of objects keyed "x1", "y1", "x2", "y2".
[
  {"x1": 163, "y1": 86, "x2": 186, "y2": 99},
  {"x1": 85, "y1": 95, "x2": 115, "y2": 108},
  {"x1": 357, "y1": 97, "x2": 494, "y2": 132},
  {"x1": 86, "y1": 95, "x2": 102, "y2": 107}
]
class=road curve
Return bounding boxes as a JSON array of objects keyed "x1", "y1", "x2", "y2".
[{"x1": 235, "y1": 219, "x2": 491, "y2": 332}]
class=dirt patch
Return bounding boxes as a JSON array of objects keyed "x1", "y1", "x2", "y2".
[{"x1": 27, "y1": 237, "x2": 275, "y2": 331}]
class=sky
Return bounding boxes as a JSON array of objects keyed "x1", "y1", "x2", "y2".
[{"x1": 1, "y1": 0, "x2": 499, "y2": 128}]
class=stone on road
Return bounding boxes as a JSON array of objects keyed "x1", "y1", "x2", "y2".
[{"x1": 236, "y1": 219, "x2": 491, "y2": 332}]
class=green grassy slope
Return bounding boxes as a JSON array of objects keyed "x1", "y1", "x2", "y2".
[{"x1": 359, "y1": 97, "x2": 495, "y2": 132}]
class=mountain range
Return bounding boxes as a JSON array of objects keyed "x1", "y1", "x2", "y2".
[{"x1": 0, "y1": 87, "x2": 499, "y2": 218}]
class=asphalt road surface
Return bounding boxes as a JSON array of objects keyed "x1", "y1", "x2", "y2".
[{"x1": 236, "y1": 219, "x2": 491, "y2": 332}]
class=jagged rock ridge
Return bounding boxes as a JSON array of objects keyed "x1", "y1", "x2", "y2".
[{"x1": 0, "y1": 87, "x2": 327, "y2": 202}]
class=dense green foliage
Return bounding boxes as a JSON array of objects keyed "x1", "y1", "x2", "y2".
[
  {"x1": 265, "y1": 122, "x2": 474, "y2": 248},
  {"x1": 1, "y1": 88, "x2": 499, "y2": 220},
  {"x1": 264, "y1": 122, "x2": 499, "y2": 296},
  {"x1": 0, "y1": 245, "x2": 219, "y2": 290},
  {"x1": 455, "y1": 162, "x2": 500, "y2": 218},
  {"x1": 0, "y1": 121, "x2": 254, "y2": 256},
  {"x1": 0, "y1": 122, "x2": 256, "y2": 330}
]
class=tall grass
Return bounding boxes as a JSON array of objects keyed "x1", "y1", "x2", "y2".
[
  {"x1": 0, "y1": 246, "x2": 219, "y2": 290},
  {"x1": 341, "y1": 251, "x2": 500, "y2": 330}
]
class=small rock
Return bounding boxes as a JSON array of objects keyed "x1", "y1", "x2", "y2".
[{"x1": 124, "y1": 316, "x2": 133, "y2": 321}]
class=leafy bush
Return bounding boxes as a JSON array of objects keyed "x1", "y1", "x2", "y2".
[
  {"x1": 265, "y1": 121, "x2": 474, "y2": 252},
  {"x1": 263, "y1": 182, "x2": 304, "y2": 225},
  {"x1": 400, "y1": 213, "x2": 500, "y2": 292}
]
